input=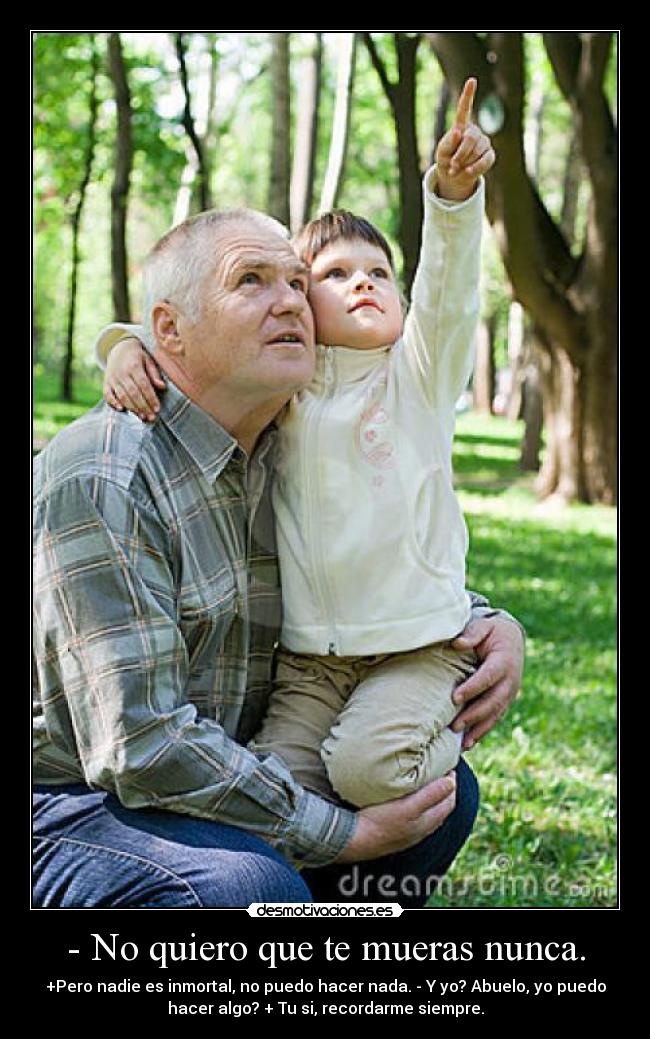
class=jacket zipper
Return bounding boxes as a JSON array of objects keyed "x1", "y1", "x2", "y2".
[{"x1": 303, "y1": 347, "x2": 340, "y2": 654}]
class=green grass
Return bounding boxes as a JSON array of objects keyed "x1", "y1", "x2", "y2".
[
  {"x1": 32, "y1": 369, "x2": 103, "y2": 447},
  {"x1": 427, "y1": 410, "x2": 617, "y2": 907},
  {"x1": 32, "y1": 385, "x2": 617, "y2": 908}
]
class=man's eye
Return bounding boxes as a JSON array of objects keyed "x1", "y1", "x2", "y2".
[
  {"x1": 290, "y1": 278, "x2": 307, "y2": 293},
  {"x1": 239, "y1": 272, "x2": 261, "y2": 286}
]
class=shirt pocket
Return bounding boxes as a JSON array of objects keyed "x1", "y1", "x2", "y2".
[{"x1": 408, "y1": 465, "x2": 468, "y2": 578}]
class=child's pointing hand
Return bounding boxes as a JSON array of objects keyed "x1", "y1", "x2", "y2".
[{"x1": 435, "y1": 77, "x2": 495, "y2": 202}]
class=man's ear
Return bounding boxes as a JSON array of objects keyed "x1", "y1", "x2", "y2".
[{"x1": 152, "y1": 301, "x2": 185, "y2": 355}]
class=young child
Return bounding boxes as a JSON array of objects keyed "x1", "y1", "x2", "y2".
[{"x1": 96, "y1": 78, "x2": 495, "y2": 809}]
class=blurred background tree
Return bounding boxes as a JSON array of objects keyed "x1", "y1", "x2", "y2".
[
  {"x1": 428, "y1": 32, "x2": 617, "y2": 505},
  {"x1": 33, "y1": 30, "x2": 618, "y2": 504}
]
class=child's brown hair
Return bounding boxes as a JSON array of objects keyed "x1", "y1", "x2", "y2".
[{"x1": 292, "y1": 210, "x2": 395, "y2": 271}]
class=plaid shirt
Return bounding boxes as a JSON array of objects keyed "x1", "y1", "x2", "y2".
[{"x1": 33, "y1": 379, "x2": 356, "y2": 867}]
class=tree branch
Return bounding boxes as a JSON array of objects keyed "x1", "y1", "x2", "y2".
[
  {"x1": 580, "y1": 31, "x2": 613, "y2": 88},
  {"x1": 361, "y1": 33, "x2": 396, "y2": 107},
  {"x1": 427, "y1": 31, "x2": 584, "y2": 358},
  {"x1": 545, "y1": 33, "x2": 616, "y2": 205},
  {"x1": 107, "y1": 32, "x2": 133, "y2": 321},
  {"x1": 174, "y1": 32, "x2": 209, "y2": 210},
  {"x1": 542, "y1": 33, "x2": 581, "y2": 101},
  {"x1": 396, "y1": 30, "x2": 421, "y2": 78},
  {"x1": 425, "y1": 31, "x2": 494, "y2": 108},
  {"x1": 577, "y1": 34, "x2": 616, "y2": 174},
  {"x1": 77, "y1": 37, "x2": 99, "y2": 205}
]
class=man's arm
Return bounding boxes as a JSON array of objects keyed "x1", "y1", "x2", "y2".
[
  {"x1": 34, "y1": 461, "x2": 466, "y2": 868},
  {"x1": 33, "y1": 469, "x2": 356, "y2": 868}
]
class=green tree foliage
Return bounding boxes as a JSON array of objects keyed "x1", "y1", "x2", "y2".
[
  {"x1": 34, "y1": 31, "x2": 617, "y2": 440},
  {"x1": 34, "y1": 32, "x2": 187, "y2": 381},
  {"x1": 34, "y1": 33, "x2": 109, "y2": 369}
]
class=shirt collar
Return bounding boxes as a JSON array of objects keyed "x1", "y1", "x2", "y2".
[{"x1": 157, "y1": 377, "x2": 244, "y2": 485}]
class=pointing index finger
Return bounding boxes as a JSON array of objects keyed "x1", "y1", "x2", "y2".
[{"x1": 454, "y1": 77, "x2": 477, "y2": 129}]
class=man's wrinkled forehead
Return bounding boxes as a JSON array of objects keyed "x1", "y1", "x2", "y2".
[{"x1": 212, "y1": 217, "x2": 302, "y2": 278}]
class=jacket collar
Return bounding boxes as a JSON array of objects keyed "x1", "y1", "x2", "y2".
[{"x1": 315, "y1": 342, "x2": 392, "y2": 384}]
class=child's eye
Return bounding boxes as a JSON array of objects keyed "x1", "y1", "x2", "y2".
[
  {"x1": 324, "y1": 268, "x2": 346, "y2": 280},
  {"x1": 371, "y1": 267, "x2": 389, "y2": 279}
]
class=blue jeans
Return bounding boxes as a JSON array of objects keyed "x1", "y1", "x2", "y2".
[
  {"x1": 32, "y1": 785, "x2": 312, "y2": 908},
  {"x1": 32, "y1": 759, "x2": 478, "y2": 908}
]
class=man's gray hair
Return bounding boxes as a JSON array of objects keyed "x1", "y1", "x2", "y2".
[{"x1": 141, "y1": 208, "x2": 289, "y2": 350}]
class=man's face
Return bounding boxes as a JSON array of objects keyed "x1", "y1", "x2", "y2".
[{"x1": 178, "y1": 219, "x2": 316, "y2": 401}]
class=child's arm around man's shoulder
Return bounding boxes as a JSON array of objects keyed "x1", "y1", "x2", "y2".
[{"x1": 403, "y1": 78, "x2": 496, "y2": 410}]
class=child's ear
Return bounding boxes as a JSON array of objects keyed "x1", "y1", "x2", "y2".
[{"x1": 152, "y1": 301, "x2": 184, "y2": 355}]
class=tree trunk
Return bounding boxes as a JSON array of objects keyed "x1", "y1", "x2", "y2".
[
  {"x1": 527, "y1": 124, "x2": 586, "y2": 481},
  {"x1": 175, "y1": 33, "x2": 213, "y2": 214},
  {"x1": 515, "y1": 71, "x2": 546, "y2": 461},
  {"x1": 107, "y1": 33, "x2": 133, "y2": 322},
  {"x1": 199, "y1": 33, "x2": 219, "y2": 208},
  {"x1": 506, "y1": 300, "x2": 526, "y2": 421},
  {"x1": 267, "y1": 32, "x2": 291, "y2": 225},
  {"x1": 426, "y1": 31, "x2": 617, "y2": 504},
  {"x1": 290, "y1": 33, "x2": 322, "y2": 231},
  {"x1": 474, "y1": 316, "x2": 496, "y2": 414},
  {"x1": 561, "y1": 130, "x2": 582, "y2": 243},
  {"x1": 535, "y1": 318, "x2": 616, "y2": 504},
  {"x1": 319, "y1": 33, "x2": 357, "y2": 213},
  {"x1": 581, "y1": 305, "x2": 617, "y2": 504},
  {"x1": 521, "y1": 89, "x2": 585, "y2": 480},
  {"x1": 535, "y1": 345, "x2": 585, "y2": 501},
  {"x1": 524, "y1": 76, "x2": 545, "y2": 179},
  {"x1": 393, "y1": 33, "x2": 424, "y2": 296},
  {"x1": 505, "y1": 301, "x2": 544, "y2": 471},
  {"x1": 363, "y1": 33, "x2": 423, "y2": 295},
  {"x1": 62, "y1": 37, "x2": 98, "y2": 403},
  {"x1": 429, "y1": 79, "x2": 450, "y2": 164},
  {"x1": 519, "y1": 345, "x2": 544, "y2": 471}
]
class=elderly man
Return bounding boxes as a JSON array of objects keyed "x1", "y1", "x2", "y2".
[{"x1": 33, "y1": 207, "x2": 524, "y2": 908}]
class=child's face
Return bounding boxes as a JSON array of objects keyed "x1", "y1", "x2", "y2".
[{"x1": 307, "y1": 237, "x2": 404, "y2": 350}]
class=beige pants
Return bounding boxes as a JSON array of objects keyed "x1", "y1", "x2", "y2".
[{"x1": 248, "y1": 642, "x2": 476, "y2": 808}]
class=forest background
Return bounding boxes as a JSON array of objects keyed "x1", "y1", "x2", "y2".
[{"x1": 33, "y1": 31, "x2": 618, "y2": 907}]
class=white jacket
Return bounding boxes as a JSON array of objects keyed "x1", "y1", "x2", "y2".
[
  {"x1": 96, "y1": 169, "x2": 484, "y2": 657},
  {"x1": 273, "y1": 171, "x2": 484, "y2": 655}
]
